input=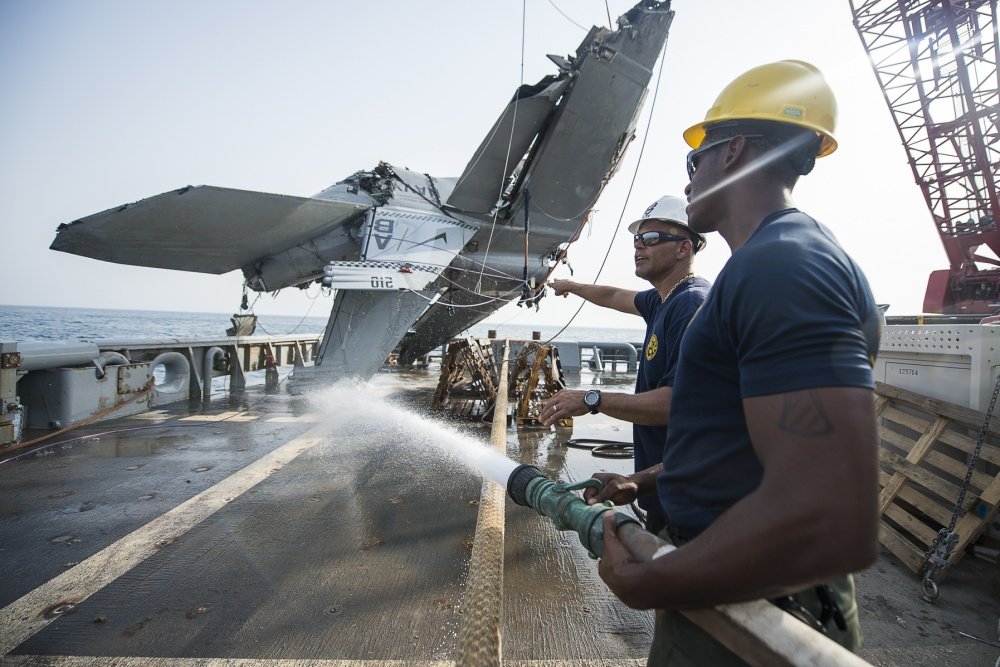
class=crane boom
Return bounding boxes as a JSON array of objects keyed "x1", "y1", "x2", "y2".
[{"x1": 849, "y1": 0, "x2": 1000, "y2": 314}]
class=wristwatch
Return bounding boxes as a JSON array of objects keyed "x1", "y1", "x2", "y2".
[{"x1": 584, "y1": 389, "x2": 602, "y2": 414}]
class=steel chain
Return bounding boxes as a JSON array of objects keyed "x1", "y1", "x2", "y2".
[{"x1": 920, "y1": 371, "x2": 1000, "y2": 600}]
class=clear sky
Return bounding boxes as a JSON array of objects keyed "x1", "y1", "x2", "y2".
[{"x1": 0, "y1": 1, "x2": 944, "y2": 331}]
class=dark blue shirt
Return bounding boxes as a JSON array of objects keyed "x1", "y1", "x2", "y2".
[
  {"x1": 657, "y1": 210, "x2": 879, "y2": 538},
  {"x1": 633, "y1": 277, "x2": 711, "y2": 522}
]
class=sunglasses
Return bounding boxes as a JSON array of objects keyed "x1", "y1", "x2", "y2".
[
  {"x1": 686, "y1": 134, "x2": 764, "y2": 179},
  {"x1": 633, "y1": 231, "x2": 690, "y2": 247}
]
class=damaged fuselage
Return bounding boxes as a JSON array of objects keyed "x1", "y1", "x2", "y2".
[{"x1": 51, "y1": 1, "x2": 674, "y2": 379}]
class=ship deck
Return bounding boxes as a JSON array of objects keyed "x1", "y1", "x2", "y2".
[{"x1": 0, "y1": 366, "x2": 997, "y2": 666}]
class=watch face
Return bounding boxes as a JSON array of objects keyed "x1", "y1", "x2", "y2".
[{"x1": 585, "y1": 390, "x2": 599, "y2": 407}]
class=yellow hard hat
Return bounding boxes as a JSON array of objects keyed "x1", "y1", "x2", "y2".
[{"x1": 683, "y1": 60, "x2": 838, "y2": 157}]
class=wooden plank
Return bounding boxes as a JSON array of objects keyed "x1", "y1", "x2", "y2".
[
  {"x1": 469, "y1": 340, "x2": 497, "y2": 400},
  {"x1": 895, "y1": 483, "x2": 954, "y2": 526},
  {"x1": 944, "y1": 470, "x2": 1000, "y2": 563},
  {"x1": 937, "y1": 428, "x2": 1000, "y2": 466},
  {"x1": 879, "y1": 428, "x2": 920, "y2": 458},
  {"x1": 878, "y1": 449, "x2": 962, "y2": 502},
  {"x1": 921, "y1": 449, "x2": 994, "y2": 491},
  {"x1": 612, "y1": 524, "x2": 873, "y2": 667},
  {"x1": 883, "y1": 503, "x2": 937, "y2": 546},
  {"x1": 541, "y1": 347, "x2": 565, "y2": 394},
  {"x1": 876, "y1": 381, "x2": 1000, "y2": 434},
  {"x1": 878, "y1": 430, "x2": 993, "y2": 492},
  {"x1": 879, "y1": 414, "x2": 922, "y2": 441},
  {"x1": 508, "y1": 353, "x2": 529, "y2": 398},
  {"x1": 433, "y1": 343, "x2": 461, "y2": 407},
  {"x1": 879, "y1": 416, "x2": 948, "y2": 513},
  {"x1": 517, "y1": 370, "x2": 538, "y2": 423},
  {"x1": 952, "y1": 499, "x2": 1000, "y2": 562},
  {"x1": 518, "y1": 346, "x2": 549, "y2": 424},
  {"x1": 878, "y1": 521, "x2": 927, "y2": 573},
  {"x1": 979, "y1": 469, "x2": 1000, "y2": 507},
  {"x1": 880, "y1": 405, "x2": 933, "y2": 437}
]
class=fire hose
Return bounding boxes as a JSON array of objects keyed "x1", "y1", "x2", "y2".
[{"x1": 504, "y1": 463, "x2": 872, "y2": 667}]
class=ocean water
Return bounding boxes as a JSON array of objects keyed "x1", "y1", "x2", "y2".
[
  {"x1": 0, "y1": 304, "x2": 645, "y2": 345},
  {"x1": 0, "y1": 305, "x2": 327, "y2": 342}
]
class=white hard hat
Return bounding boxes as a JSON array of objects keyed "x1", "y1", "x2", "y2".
[{"x1": 627, "y1": 195, "x2": 706, "y2": 252}]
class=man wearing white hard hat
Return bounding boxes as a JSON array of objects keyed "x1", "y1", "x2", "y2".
[{"x1": 539, "y1": 194, "x2": 710, "y2": 536}]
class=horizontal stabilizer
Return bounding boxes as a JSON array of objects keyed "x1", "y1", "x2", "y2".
[{"x1": 51, "y1": 185, "x2": 369, "y2": 274}]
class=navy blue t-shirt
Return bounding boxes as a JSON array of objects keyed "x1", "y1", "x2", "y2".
[
  {"x1": 633, "y1": 277, "x2": 711, "y2": 522},
  {"x1": 657, "y1": 210, "x2": 879, "y2": 538}
]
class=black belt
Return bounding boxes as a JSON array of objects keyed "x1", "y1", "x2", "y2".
[{"x1": 770, "y1": 585, "x2": 847, "y2": 633}]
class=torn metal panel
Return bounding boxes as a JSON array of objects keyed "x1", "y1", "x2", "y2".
[
  {"x1": 445, "y1": 76, "x2": 570, "y2": 216},
  {"x1": 51, "y1": 186, "x2": 369, "y2": 274},
  {"x1": 435, "y1": 2, "x2": 673, "y2": 328},
  {"x1": 508, "y1": 7, "x2": 674, "y2": 229}
]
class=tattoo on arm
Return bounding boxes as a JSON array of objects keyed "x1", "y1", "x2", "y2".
[{"x1": 777, "y1": 391, "x2": 834, "y2": 436}]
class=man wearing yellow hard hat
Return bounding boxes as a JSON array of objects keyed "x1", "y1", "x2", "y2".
[{"x1": 590, "y1": 60, "x2": 881, "y2": 664}]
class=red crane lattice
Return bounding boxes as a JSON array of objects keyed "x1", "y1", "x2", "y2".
[{"x1": 850, "y1": 0, "x2": 1000, "y2": 313}]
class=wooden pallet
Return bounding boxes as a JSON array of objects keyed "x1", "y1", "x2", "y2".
[
  {"x1": 432, "y1": 338, "x2": 499, "y2": 419},
  {"x1": 875, "y1": 381, "x2": 1000, "y2": 576},
  {"x1": 432, "y1": 338, "x2": 568, "y2": 424},
  {"x1": 508, "y1": 341, "x2": 569, "y2": 426}
]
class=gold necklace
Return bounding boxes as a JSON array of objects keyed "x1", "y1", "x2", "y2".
[{"x1": 661, "y1": 273, "x2": 695, "y2": 302}]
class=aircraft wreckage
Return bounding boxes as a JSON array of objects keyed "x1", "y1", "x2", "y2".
[{"x1": 51, "y1": 1, "x2": 673, "y2": 380}]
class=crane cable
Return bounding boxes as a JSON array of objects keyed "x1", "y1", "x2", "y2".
[
  {"x1": 475, "y1": 0, "x2": 528, "y2": 295},
  {"x1": 543, "y1": 28, "x2": 670, "y2": 345}
]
